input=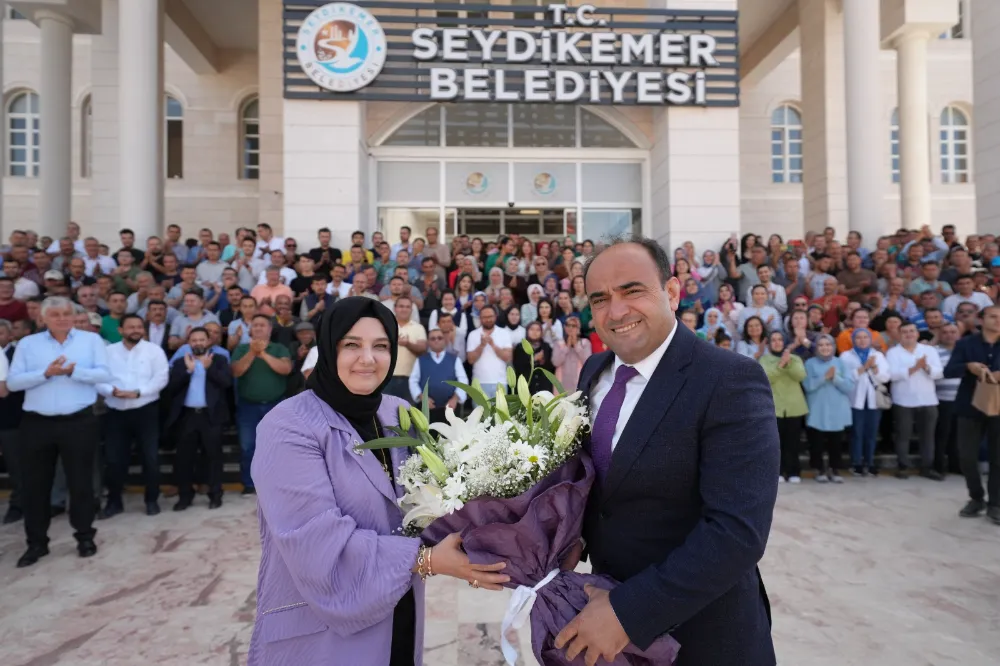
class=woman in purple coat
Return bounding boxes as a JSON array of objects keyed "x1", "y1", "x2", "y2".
[{"x1": 249, "y1": 297, "x2": 508, "y2": 666}]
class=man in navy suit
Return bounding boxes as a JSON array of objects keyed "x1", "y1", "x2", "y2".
[{"x1": 556, "y1": 238, "x2": 780, "y2": 665}]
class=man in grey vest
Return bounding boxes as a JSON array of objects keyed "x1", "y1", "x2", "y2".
[{"x1": 409, "y1": 327, "x2": 468, "y2": 423}]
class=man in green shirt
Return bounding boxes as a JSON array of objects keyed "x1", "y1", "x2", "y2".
[
  {"x1": 111, "y1": 249, "x2": 140, "y2": 295},
  {"x1": 100, "y1": 291, "x2": 128, "y2": 343},
  {"x1": 231, "y1": 314, "x2": 293, "y2": 495}
]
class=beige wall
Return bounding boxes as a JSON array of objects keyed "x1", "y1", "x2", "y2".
[
  {"x1": 2, "y1": 15, "x2": 259, "y2": 242},
  {"x1": 971, "y1": 0, "x2": 1000, "y2": 235}
]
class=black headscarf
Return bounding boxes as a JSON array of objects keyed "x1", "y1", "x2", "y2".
[{"x1": 306, "y1": 297, "x2": 398, "y2": 441}]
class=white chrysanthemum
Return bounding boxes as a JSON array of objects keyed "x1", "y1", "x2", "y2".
[
  {"x1": 441, "y1": 473, "x2": 467, "y2": 512},
  {"x1": 398, "y1": 453, "x2": 430, "y2": 487}
]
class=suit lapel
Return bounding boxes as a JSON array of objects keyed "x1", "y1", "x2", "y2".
[
  {"x1": 601, "y1": 325, "x2": 695, "y2": 505},
  {"x1": 344, "y1": 401, "x2": 401, "y2": 505}
]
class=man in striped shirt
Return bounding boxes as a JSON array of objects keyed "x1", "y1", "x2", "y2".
[{"x1": 934, "y1": 324, "x2": 963, "y2": 475}]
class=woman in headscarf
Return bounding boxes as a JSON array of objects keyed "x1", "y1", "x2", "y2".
[
  {"x1": 698, "y1": 307, "x2": 728, "y2": 345},
  {"x1": 784, "y1": 309, "x2": 818, "y2": 361},
  {"x1": 502, "y1": 255, "x2": 528, "y2": 305},
  {"x1": 520, "y1": 283, "x2": 545, "y2": 326},
  {"x1": 484, "y1": 267, "x2": 505, "y2": 305},
  {"x1": 803, "y1": 334, "x2": 855, "y2": 483},
  {"x1": 542, "y1": 273, "x2": 561, "y2": 302},
  {"x1": 512, "y1": 321, "x2": 555, "y2": 394},
  {"x1": 679, "y1": 277, "x2": 711, "y2": 325},
  {"x1": 839, "y1": 328, "x2": 891, "y2": 476},
  {"x1": 249, "y1": 298, "x2": 508, "y2": 666},
  {"x1": 502, "y1": 304, "x2": 526, "y2": 347},
  {"x1": 715, "y1": 283, "x2": 744, "y2": 339},
  {"x1": 470, "y1": 291, "x2": 488, "y2": 329},
  {"x1": 758, "y1": 330, "x2": 808, "y2": 483},
  {"x1": 552, "y1": 314, "x2": 592, "y2": 392},
  {"x1": 495, "y1": 287, "x2": 517, "y2": 328}
]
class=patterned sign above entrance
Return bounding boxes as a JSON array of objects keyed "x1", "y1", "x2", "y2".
[{"x1": 282, "y1": 1, "x2": 740, "y2": 106}]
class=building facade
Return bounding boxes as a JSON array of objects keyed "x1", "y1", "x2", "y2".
[{"x1": 0, "y1": 0, "x2": 990, "y2": 253}]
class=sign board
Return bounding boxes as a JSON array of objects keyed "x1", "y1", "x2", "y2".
[{"x1": 284, "y1": 1, "x2": 740, "y2": 106}]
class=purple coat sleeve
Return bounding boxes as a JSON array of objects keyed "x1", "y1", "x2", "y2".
[{"x1": 253, "y1": 412, "x2": 421, "y2": 637}]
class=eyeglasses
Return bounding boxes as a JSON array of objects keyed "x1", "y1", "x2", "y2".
[{"x1": 285, "y1": 243, "x2": 297, "y2": 248}]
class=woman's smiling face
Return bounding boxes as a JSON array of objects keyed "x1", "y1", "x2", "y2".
[{"x1": 336, "y1": 318, "x2": 391, "y2": 395}]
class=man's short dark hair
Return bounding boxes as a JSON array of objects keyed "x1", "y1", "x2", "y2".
[
  {"x1": 0, "y1": 277, "x2": 12, "y2": 285},
  {"x1": 899, "y1": 321, "x2": 918, "y2": 332},
  {"x1": 396, "y1": 295, "x2": 412, "y2": 306},
  {"x1": 119, "y1": 313, "x2": 144, "y2": 327},
  {"x1": 207, "y1": 241, "x2": 220, "y2": 249},
  {"x1": 146, "y1": 299, "x2": 167, "y2": 310},
  {"x1": 582, "y1": 236, "x2": 671, "y2": 284},
  {"x1": 479, "y1": 304, "x2": 497, "y2": 316},
  {"x1": 252, "y1": 314, "x2": 273, "y2": 325},
  {"x1": 181, "y1": 264, "x2": 197, "y2": 272},
  {"x1": 352, "y1": 230, "x2": 364, "y2": 238},
  {"x1": 257, "y1": 223, "x2": 272, "y2": 231},
  {"x1": 184, "y1": 287, "x2": 205, "y2": 300},
  {"x1": 400, "y1": 226, "x2": 411, "y2": 233},
  {"x1": 351, "y1": 244, "x2": 365, "y2": 252},
  {"x1": 390, "y1": 276, "x2": 404, "y2": 284},
  {"x1": 922, "y1": 260, "x2": 940, "y2": 267},
  {"x1": 188, "y1": 326, "x2": 209, "y2": 339},
  {"x1": 422, "y1": 256, "x2": 436, "y2": 266},
  {"x1": 318, "y1": 227, "x2": 331, "y2": 235},
  {"x1": 955, "y1": 274, "x2": 974, "y2": 282},
  {"x1": 108, "y1": 291, "x2": 128, "y2": 301},
  {"x1": 311, "y1": 274, "x2": 328, "y2": 283},
  {"x1": 120, "y1": 228, "x2": 134, "y2": 236}
]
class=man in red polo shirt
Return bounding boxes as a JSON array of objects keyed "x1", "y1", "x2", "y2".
[{"x1": 0, "y1": 278, "x2": 28, "y2": 322}]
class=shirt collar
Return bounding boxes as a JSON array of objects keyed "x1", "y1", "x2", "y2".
[
  {"x1": 611, "y1": 320, "x2": 678, "y2": 381},
  {"x1": 430, "y1": 350, "x2": 446, "y2": 362},
  {"x1": 44, "y1": 328, "x2": 77, "y2": 344}
]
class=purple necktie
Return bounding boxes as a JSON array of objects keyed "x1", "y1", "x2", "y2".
[{"x1": 591, "y1": 365, "x2": 639, "y2": 484}]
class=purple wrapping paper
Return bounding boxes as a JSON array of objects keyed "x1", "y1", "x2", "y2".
[{"x1": 420, "y1": 453, "x2": 680, "y2": 666}]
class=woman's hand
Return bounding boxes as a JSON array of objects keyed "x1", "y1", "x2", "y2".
[{"x1": 430, "y1": 534, "x2": 510, "y2": 591}]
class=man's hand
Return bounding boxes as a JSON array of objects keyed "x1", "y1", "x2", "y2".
[
  {"x1": 555, "y1": 585, "x2": 630, "y2": 666},
  {"x1": 44, "y1": 356, "x2": 69, "y2": 378},
  {"x1": 234, "y1": 325, "x2": 244, "y2": 340},
  {"x1": 297, "y1": 345, "x2": 309, "y2": 360},
  {"x1": 316, "y1": 299, "x2": 326, "y2": 312},
  {"x1": 446, "y1": 395, "x2": 459, "y2": 410},
  {"x1": 967, "y1": 362, "x2": 990, "y2": 381},
  {"x1": 200, "y1": 353, "x2": 214, "y2": 369},
  {"x1": 426, "y1": 397, "x2": 436, "y2": 409},
  {"x1": 250, "y1": 340, "x2": 268, "y2": 356},
  {"x1": 184, "y1": 353, "x2": 196, "y2": 373}
]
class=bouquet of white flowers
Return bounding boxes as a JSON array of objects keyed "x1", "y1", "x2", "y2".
[
  {"x1": 358, "y1": 338, "x2": 590, "y2": 533},
  {"x1": 360, "y1": 339, "x2": 679, "y2": 666}
]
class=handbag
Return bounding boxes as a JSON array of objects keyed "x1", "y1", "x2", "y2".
[
  {"x1": 972, "y1": 380, "x2": 1000, "y2": 417},
  {"x1": 867, "y1": 371, "x2": 892, "y2": 410}
]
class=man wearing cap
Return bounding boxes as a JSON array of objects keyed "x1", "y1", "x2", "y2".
[{"x1": 42, "y1": 270, "x2": 68, "y2": 297}]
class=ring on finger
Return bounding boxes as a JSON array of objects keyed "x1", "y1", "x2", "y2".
[{"x1": 469, "y1": 579, "x2": 480, "y2": 589}]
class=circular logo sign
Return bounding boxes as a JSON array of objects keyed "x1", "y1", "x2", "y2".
[
  {"x1": 466, "y1": 172, "x2": 489, "y2": 195},
  {"x1": 296, "y1": 3, "x2": 387, "y2": 93},
  {"x1": 534, "y1": 172, "x2": 556, "y2": 195}
]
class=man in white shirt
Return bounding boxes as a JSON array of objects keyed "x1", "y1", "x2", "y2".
[
  {"x1": 886, "y1": 322, "x2": 944, "y2": 480},
  {"x1": 746, "y1": 264, "x2": 787, "y2": 315},
  {"x1": 325, "y1": 263, "x2": 352, "y2": 299},
  {"x1": 256, "y1": 249, "x2": 297, "y2": 286},
  {"x1": 941, "y1": 274, "x2": 994, "y2": 317},
  {"x1": 255, "y1": 223, "x2": 284, "y2": 255},
  {"x1": 465, "y1": 305, "x2": 512, "y2": 399},
  {"x1": 95, "y1": 314, "x2": 169, "y2": 517},
  {"x1": 82, "y1": 237, "x2": 116, "y2": 277}
]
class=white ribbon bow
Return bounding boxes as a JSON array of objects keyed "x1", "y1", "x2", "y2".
[{"x1": 501, "y1": 568, "x2": 561, "y2": 666}]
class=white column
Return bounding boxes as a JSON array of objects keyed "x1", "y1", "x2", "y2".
[
  {"x1": 38, "y1": 11, "x2": 74, "y2": 240},
  {"x1": 118, "y1": 0, "x2": 164, "y2": 243},
  {"x1": 0, "y1": 5, "x2": 5, "y2": 237},
  {"x1": 894, "y1": 30, "x2": 932, "y2": 231},
  {"x1": 842, "y1": 0, "x2": 885, "y2": 244},
  {"x1": 972, "y1": 0, "x2": 1000, "y2": 234}
]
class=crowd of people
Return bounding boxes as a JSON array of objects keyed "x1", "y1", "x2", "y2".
[{"x1": 0, "y1": 220, "x2": 997, "y2": 567}]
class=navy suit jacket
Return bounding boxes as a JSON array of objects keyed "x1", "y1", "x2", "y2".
[{"x1": 578, "y1": 324, "x2": 780, "y2": 665}]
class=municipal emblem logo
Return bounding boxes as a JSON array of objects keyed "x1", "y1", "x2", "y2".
[
  {"x1": 465, "y1": 172, "x2": 489, "y2": 195},
  {"x1": 533, "y1": 172, "x2": 556, "y2": 196},
  {"x1": 296, "y1": 3, "x2": 387, "y2": 93}
]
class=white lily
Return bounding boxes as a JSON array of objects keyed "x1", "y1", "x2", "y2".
[
  {"x1": 430, "y1": 406, "x2": 484, "y2": 447},
  {"x1": 399, "y1": 483, "x2": 448, "y2": 528}
]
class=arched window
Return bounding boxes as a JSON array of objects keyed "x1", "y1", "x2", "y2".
[
  {"x1": 380, "y1": 104, "x2": 638, "y2": 149},
  {"x1": 770, "y1": 104, "x2": 802, "y2": 184},
  {"x1": 6, "y1": 91, "x2": 40, "y2": 177},
  {"x1": 940, "y1": 106, "x2": 970, "y2": 184},
  {"x1": 240, "y1": 97, "x2": 260, "y2": 180},
  {"x1": 165, "y1": 94, "x2": 183, "y2": 179},
  {"x1": 890, "y1": 108, "x2": 900, "y2": 184},
  {"x1": 81, "y1": 95, "x2": 93, "y2": 178}
]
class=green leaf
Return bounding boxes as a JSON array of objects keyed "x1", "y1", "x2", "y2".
[
  {"x1": 421, "y1": 381, "x2": 431, "y2": 423},
  {"x1": 386, "y1": 425, "x2": 409, "y2": 438},
  {"x1": 446, "y1": 380, "x2": 492, "y2": 413},
  {"x1": 539, "y1": 403, "x2": 551, "y2": 433},
  {"x1": 540, "y1": 368, "x2": 566, "y2": 395},
  {"x1": 356, "y1": 436, "x2": 424, "y2": 450}
]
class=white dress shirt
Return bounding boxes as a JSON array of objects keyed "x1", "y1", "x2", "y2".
[
  {"x1": 256, "y1": 237, "x2": 285, "y2": 254},
  {"x1": 408, "y1": 350, "x2": 469, "y2": 404},
  {"x1": 96, "y1": 339, "x2": 170, "y2": 410},
  {"x1": 886, "y1": 342, "x2": 944, "y2": 408},
  {"x1": 256, "y1": 266, "x2": 297, "y2": 286},
  {"x1": 590, "y1": 322, "x2": 678, "y2": 452},
  {"x1": 147, "y1": 321, "x2": 168, "y2": 348},
  {"x1": 326, "y1": 280, "x2": 351, "y2": 299},
  {"x1": 83, "y1": 254, "x2": 117, "y2": 277},
  {"x1": 0, "y1": 349, "x2": 8, "y2": 382}
]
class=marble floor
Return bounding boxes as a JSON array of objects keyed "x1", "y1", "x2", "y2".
[{"x1": 0, "y1": 477, "x2": 998, "y2": 666}]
